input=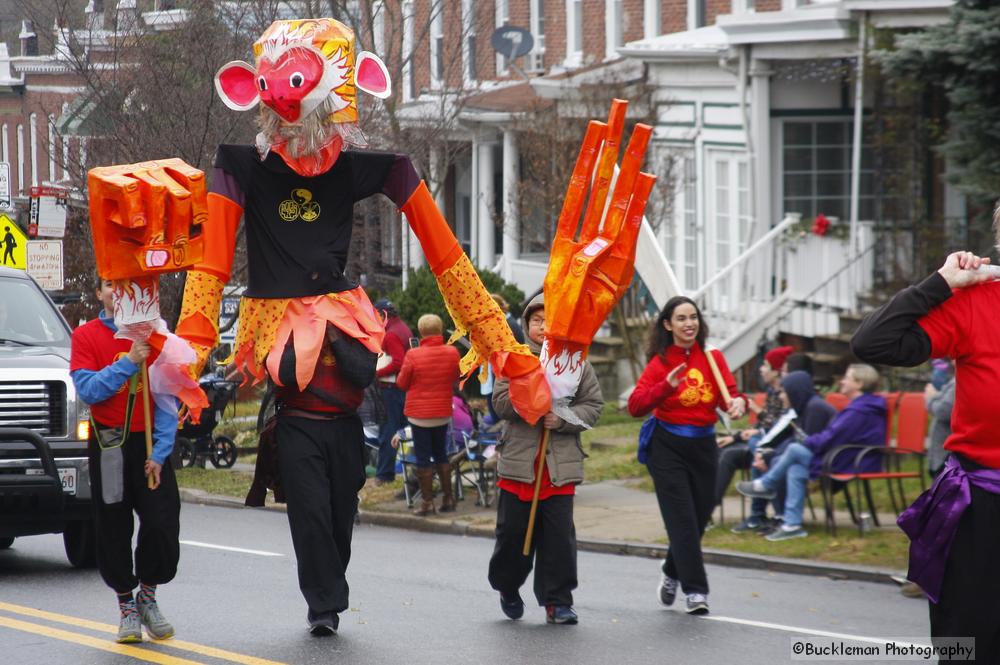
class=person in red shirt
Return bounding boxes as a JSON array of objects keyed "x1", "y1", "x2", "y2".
[
  {"x1": 395, "y1": 313, "x2": 461, "y2": 515},
  {"x1": 852, "y1": 250, "x2": 1000, "y2": 661},
  {"x1": 628, "y1": 296, "x2": 746, "y2": 616},
  {"x1": 373, "y1": 299, "x2": 413, "y2": 485},
  {"x1": 488, "y1": 294, "x2": 604, "y2": 625},
  {"x1": 70, "y1": 277, "x2": 180, "y2": 644}
]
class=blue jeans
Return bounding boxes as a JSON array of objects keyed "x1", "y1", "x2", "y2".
[
  {"x1": 375, "y1": 386, "x2": 406, "y2": 480},
  {"x1": 759, "y1": 442, "x2": 813, "y2": 528}
]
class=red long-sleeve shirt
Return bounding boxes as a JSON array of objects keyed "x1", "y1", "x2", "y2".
[{"x1": 628, "y1": 344, "x2": 743, "y2": 426}]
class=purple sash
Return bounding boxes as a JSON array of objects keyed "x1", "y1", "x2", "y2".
[{"x1": 897, "y1": 455, "x2": 1000, "y2": 603}]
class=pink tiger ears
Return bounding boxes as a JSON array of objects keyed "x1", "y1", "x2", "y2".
[
  {"x1": 355, "y1": 52, "x2": 391, "y2": 99},
  {"x1": 214, "y1": 53, "x2": 392, "y2": 112},
  {"x1": 216, "y1": 61, "x2": 259, "y2": 111}
]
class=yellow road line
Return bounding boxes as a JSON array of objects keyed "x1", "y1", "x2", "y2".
[
  {"x1": 0, "y1": 615, "x2": 206, "y2": 665},
  {"x1": 0, "y1": 601, "x2": 287, "y2": 665}
]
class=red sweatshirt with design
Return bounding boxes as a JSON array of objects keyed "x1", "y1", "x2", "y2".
[{"x1": 627, "y1": 344, "x2": 743, "y2": 425}]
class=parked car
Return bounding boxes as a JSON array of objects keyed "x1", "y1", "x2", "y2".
[{"x1": 0, "y1": 265, "x2": 95, "y2": 566}]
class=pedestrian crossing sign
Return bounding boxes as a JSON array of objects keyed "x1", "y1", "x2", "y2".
[{"x1": 0, "y1": 213, "x2": 26, "y2": 271}]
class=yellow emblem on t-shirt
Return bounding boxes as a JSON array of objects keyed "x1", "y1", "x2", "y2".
[
  {"x1": 678, "y1": 368, "x2": 714, "y2": 407},
  {"x1": 278, "y1": 188, "x2": 321, "y2": 222}
]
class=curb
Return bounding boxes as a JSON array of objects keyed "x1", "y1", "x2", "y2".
[{"x1": 178, "y1": 488, "x2": 904, "y2": 587}]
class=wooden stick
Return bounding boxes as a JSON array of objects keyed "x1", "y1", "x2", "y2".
[
  {"x1": 141, "y1": 360, "x2": 154, "y2": 489},
  {"x1": 522, "y1": 428, "x2": 551, "y2": 557},
  {"x1": 703, "y1": 344, "x2": 732, "y2": 406}
]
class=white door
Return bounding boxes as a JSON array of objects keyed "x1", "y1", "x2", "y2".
[{"x1": 706, "y1": 150, "x2": 751, "y2": 309}]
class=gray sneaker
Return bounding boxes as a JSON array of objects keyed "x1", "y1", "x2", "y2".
[
  {"x1": 137, "y1": 597, "x2": 175, "y2": 640},
  {"x1": 657, "y1": 574, "x2": 679, "y2": 606},
  {"x1": 117, "y1": 610, "x2": 142, "y2": 643},
  {"x1": 685, "y1": 593, "x2": 709, "y2": 615},
  {"x1": 765, "y1": 525, "x2": 808, "y2": 542}
]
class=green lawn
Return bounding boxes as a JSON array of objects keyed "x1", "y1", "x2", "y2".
[
  {"x1": 703, "y1": 525, "x2": 910, "y2": 570},
  {"x1": 176, "y1": 467, "x2": 253, "y2": 498}
]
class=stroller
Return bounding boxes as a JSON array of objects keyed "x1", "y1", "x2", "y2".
[{"x1": 174, "y1": 375, "x2": 240, "y2": 469}]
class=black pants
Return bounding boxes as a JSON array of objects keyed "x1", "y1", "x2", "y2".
[
  {"x1": 647, "y1": 427, "x2": 718, "y2": 595},
  {"x1": 929, "y1": 476, "x2": 1000, "y2": 664},
  {"x1": 411, "y1": 424, "x2": 448, "y2": 466},
  {"x1": 277, "y1": 414, "x2": 366, "y2": 615},
  {"x1": 87, "y1": 429, "x2": 180, "y2": 594},
  {"x1": 488, "y1": 490, "x2": 577, "y2": 607},
  {"x1": 715, "y1": 442, "x2": 751, "y2": 506}
]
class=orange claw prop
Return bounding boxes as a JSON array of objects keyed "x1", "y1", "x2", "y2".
[
  {"x1": 87, "y1": 159, "x2": 207, "y2": 280},
  {"x1": 402, "y1": 182, "x2": 551, "y2": 425},
  {"x1": 543, "y1": 99, "x2": 656, "y2": 360}
]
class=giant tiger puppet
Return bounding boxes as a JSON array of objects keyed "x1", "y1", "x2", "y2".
[{"x1": 87, "y1": 18, "x2": 655, "y2": 635}]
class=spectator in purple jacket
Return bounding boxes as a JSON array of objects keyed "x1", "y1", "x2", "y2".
[{"x1": 737, "y1": 364, "x2": 886, "y2": 541}]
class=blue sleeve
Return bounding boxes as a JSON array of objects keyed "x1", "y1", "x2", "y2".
[
  {"x1": 803, "y1": 409, "x2": 862, "y2": 458},
  {"x1": 71, "y1": 357, "x2": 140, "y2": 405},
  {"x1": 150, "y1": 397, "x2": 178, "y2": 465}
]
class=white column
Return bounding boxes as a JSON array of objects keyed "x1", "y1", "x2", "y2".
[
  {"x1": 476, "y1": 139, "x2": 496, "y2": 268},
  {"x1": 750, "y1": 60, "x2": 772, "y2": 235},
  {"x1": 29, "y1": 112, "x2": 38, "y2": 186},
  {"x1": 501, "y1": 128, "x2": 520, "y2": 282},
  {"x1": 16, "y1": 124, "x2": 24, "y2": 194}
]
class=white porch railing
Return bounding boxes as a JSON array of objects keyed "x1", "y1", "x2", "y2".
[{"x1": 689, "y1": 216, "x2": 876, "y2": 369}]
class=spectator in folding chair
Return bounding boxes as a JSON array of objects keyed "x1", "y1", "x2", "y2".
[
  {"x1": 737, "y1": 364, "x2": 885, "y2": 541},
  {"x1": 715, "y1": 345, "x2": 794, "y2": 533}
]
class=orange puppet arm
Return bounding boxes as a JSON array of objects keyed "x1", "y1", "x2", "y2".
[
  {"x1": 544, "y1": 99, "x2": 656, "y2": 361},
  {"x1": 401, "y1": 181, "x2": 551, "y2": 425},
  {"x1": 176, "y1": 191, "x2": 242, "y2": 377}
]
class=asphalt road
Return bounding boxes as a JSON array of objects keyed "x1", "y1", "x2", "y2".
[{"x1": 0, "y1": 503, "x2": 931, "y2": 665}]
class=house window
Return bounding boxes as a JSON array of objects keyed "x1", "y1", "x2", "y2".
[
  {"x1": 606, "y1": 0, "x2": 624, "y2": 58},
  {"x1": 643, "y1": 0, "x2": 659, "y2": 40},
  {"x1": 566, "y1": 0, "x2": 583, "y2": 65},
  {"x1": 688, "y1": 0, "x2": 706, "y2": 30},
  {"x1": 430, "y1": 3, "x2": 443, "y2": 87},
  {"x1": 781, "y1": 119, "x2": 874, "y2": 222},
  {"x1": 463, "y1": 0, "x2": 477, "y2": 85},
  {"x1": 402, "y1": 2, "x2": 415, "y2": 101},
  {"x1": 530, "y1": 0, "x2": 546, "y2": 71}
]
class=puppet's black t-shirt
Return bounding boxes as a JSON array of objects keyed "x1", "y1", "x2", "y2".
[{"x1": 214, "y1": 144, "x2": 399, "y2": 298}]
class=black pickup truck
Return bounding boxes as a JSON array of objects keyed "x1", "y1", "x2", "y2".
[{"x1": 0, "y1": 265, "x2": 95, "y2": 566}]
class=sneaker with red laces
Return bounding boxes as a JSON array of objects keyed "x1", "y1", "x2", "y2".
[{"x1": 545, "y1": 605, "x2": 578, "y2": 625}]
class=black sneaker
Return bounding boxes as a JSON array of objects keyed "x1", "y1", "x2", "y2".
[
  {"x1": 730, "y1": 516, "x2": 764, "y2": 534},
  {"x1": 545, "y1": 605, "x2": 578, "y2": 625},
  {"x1": 758, "y1": 517, "x2": 784, "y2": 536},
  {"x1": 657, "y1": 574, "x2": 679, "y2": 606},
  {"x1": 499, "y1": 591, "x2": 524, "y2": 620},
  {"x1": 307, "y1": 609, "x2": 339, "y2": 636},
  {"x1": 685, "y1": 594, "x2": 709, "y2": 615}
]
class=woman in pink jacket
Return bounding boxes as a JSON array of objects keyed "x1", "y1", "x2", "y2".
[{"x1": 397, "y1": 314, "x2": 461, "y2": 515}]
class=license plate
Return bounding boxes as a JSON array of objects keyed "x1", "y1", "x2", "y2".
[{"x1": 26, "y1": 468, "x2": 78, "y2": 495}]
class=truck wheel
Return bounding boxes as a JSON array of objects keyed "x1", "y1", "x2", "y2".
[
  {"x1": 63, "y1": 520, "x2": 97, "y2": 568},
  {"x1": 0, "y1": 537, "x2": 13, "y2": 549}
]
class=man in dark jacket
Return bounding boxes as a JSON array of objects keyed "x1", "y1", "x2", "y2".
[{"x1": 738, "y1": 364, "x2": 885, "y2": 541}]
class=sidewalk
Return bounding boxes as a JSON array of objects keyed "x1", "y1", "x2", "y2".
[{"x1": 179, "y1": 473, "x2": 906, "y2": 586}]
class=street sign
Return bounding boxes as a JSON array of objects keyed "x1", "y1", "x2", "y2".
[
  {"x1": 29, "y1": 186, "x2": 69, "y2": 238},
  {"x1": 26, "y1": 240, "x2": 63, "y2": 290},
  {"x1": 219, "y1": 295, "x2": 240, "y2": 344},
  {"x1": 0, "y1": 162, "x2": 10, "y2": 210},
  {"x1": 0, "y1": 213, "x2": 26, "y2": 270}
]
